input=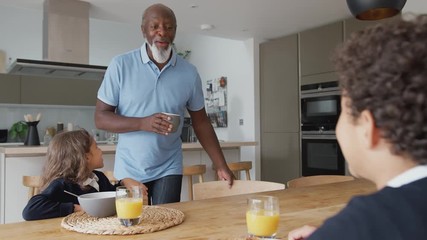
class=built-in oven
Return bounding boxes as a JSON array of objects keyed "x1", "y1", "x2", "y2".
[
  {"x1": 301, "y1": 131, "x2": 345, "y2": 176},
  {"x1": 300, "y1": 81, "x2": 345, "y2": 176},
  {"x1": 301, "y1": 81, "x2": 341, "y2": 129}
]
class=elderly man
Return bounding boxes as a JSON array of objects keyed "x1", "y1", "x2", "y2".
[{"x1": 95, "y1": 4, "x2": 234, "y2": 205}]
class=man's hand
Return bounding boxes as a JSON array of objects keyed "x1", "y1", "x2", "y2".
[
  {"x1": 143, "y1": 113, "x2": 174, "y2": 135},
  {"x1": 216, "y1": 166, "x2": 235, "y2": 188}
]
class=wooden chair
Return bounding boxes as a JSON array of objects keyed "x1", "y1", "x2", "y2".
[
  {"x1": 287, "y1": 175, "x2": 355, "y2": 188},
  {"x1": 103, "y1": 170, "x2": 119, "y2": 185},
  {"x1": 228, "y1": 161, "x2": 252, "y2": 180},
  {"x1": 193, "y1": 180, "x2": 285, "y2": 200},
  {"x1": 183, "y1": 164, "x2": 206, "y2": 200},
  {"x1": 22, "y1": 175, "x2": 42, "y2": 200},
  {"x1": 214, "y1": 161, "x2": 253, "y2": 180}
]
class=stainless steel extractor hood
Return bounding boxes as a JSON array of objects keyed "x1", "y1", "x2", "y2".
[
  {"x1": 8, "y1": 58, "x2": 107, "y2": 80},
  {"x1": 7, "y1": 0, "x2": 107, "y2": 80}
]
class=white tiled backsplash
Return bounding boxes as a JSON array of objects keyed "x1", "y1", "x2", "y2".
[{"x1": 0, "y1": 104, "x2": 105, "y2": 142}]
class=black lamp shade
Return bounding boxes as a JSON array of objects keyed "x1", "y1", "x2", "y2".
[{"x1": 347, "y1": 0, "x2": 407, "y2": 20}]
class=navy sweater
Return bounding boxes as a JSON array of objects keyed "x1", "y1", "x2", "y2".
[
  {"x1": 22, "y1": 170, "x2": 117, "y2": 220},
  {"x1": 308, "y1": 177, "x2": 427, "y2": 240}
]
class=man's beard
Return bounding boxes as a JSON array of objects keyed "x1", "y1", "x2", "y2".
[{"x1": 146, "y1": 41, "x2": 172, "y2": 64}]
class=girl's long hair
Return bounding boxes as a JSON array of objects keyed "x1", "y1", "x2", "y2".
[{"x1": 40, "y1": 129, "x2": 93, "y2": 190}]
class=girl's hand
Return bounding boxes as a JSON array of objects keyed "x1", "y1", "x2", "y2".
[
  {"x1": 73, "y1": 204, "x2": 82, "y2": 212},
  {"x1": 120, "y1": 178, "x2": 148, "y2": 196},
  {"x1": 288, "y1": 225, "x2": 317, "y2": 240}
]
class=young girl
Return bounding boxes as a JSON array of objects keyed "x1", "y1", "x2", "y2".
[{"x1": 22, "y1": 129, "x2": 146, "y2": 220}]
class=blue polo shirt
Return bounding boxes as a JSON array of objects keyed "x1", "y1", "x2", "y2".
[{"x1": 97, "y1": 43, "x2": 204, "y2": 182}]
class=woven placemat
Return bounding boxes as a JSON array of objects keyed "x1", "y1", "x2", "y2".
[{"x1": 61, "y1": 206, "x2": 185, "y2": 235}]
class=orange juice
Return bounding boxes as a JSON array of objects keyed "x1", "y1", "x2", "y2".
[
  {"x1": 115, "y1": 198, "x2": 143, "y2": 219},
  {"x1": 246, "y1": 210, "x2": 279, "y2": 237}
]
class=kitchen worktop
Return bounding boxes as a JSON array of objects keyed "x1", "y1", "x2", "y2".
[
  {"x1": 0, "y1": 140, "x2": 257, "y2": 223},
  {"x1": 0, "y1": 141, "x2": 257, "y2": 157}
]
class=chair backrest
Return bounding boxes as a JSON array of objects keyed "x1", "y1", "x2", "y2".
[
  {"x1": 213, "y1": 161, "x2": 253, "y2": 180},
  {"x1": 22, "y1": 176, "x2": 42, "y2": 200},
  {"x1": 103, "y1": 170, "x2": 119, "y2": 185},
  {"x1": 193, "y1": 180, "x2": 285, "y2": 200},
  {"x1": 287, "y1": 175, "x2": 355, "y2": 188},
  {"x1": 227, "y1": 161, "x2": 252, "y2": 180},
  {"x1": 183, "y1": 164, "x2": 206, "y2": 200}
]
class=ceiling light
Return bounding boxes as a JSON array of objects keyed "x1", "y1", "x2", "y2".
[
  {"x1": 200, "y1": 24, "x2": 214, "y2": 31},
  {"x1": 346, "y1": 0, "x2": 406, "y2": 20}
]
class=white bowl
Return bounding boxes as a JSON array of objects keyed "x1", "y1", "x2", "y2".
[{"x1": 78, "y1": 191, "x2": 116, "y2": 217}]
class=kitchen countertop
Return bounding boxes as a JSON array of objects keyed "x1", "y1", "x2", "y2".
[{"x1": 0, "y1": 141, "x2": 257, "y2": 157}]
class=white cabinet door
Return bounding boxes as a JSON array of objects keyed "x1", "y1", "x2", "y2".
[
  {"x1": 3, "y1": 154, "x2": 115, "y2": 224},
  {"x1": 4, "y1": 156, "x2": 45, "y2": 223}
]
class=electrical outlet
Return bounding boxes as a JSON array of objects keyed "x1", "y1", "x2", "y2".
[{"x1": 239, "y1": 119, "x2": 244, "y2": 125}]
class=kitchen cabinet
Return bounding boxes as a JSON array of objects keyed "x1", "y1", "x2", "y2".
[
  {"x1": 299, "y1": 21, "x2": 343, "y2": 85},
  {"x1": 0, "y1": 74, "x2": 102, "y2": 106},
  {"x1": 0, "y1": 74, "x2": 20, "y2": 104},
  {"x1": 20, "y1": 75, "x2": 101, "y2": 106},
  {"x1": 260, "y1": 34, "x2": 299, "y2": 132},
  {"x1": 260, "y1": 34, "x2": 300, "y2": 183},
  {"x1": 261, "y1": 132, "x2": 300, "y2": 183},
  {"x1": 1, "y1": 154, "x2": 115, "y2": 224}
]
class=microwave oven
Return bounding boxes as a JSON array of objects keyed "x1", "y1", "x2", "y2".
[{"x1": 301, "y1": 82, "x2": 341, "y2": 131}]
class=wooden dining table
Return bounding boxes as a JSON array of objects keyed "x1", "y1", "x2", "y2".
[{"x1": 0, "y1": 179, "x2": 376, "y2": 239}]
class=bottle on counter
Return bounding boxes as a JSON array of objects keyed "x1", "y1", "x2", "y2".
[
  {"x1": 43, "y1": 130, "x2": 52, "y2": 146},
  {"x1": 67, "y1": 122, "x2": 73, "y2": 131}
]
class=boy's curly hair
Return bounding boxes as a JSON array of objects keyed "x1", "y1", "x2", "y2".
[{"x1": 334, "y1": 14, "x2": 427, "y2": 164}]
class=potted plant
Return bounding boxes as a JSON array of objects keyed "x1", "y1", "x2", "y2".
[{"x1": 9, "y1": 121, "x2": 28, "y2": 142}]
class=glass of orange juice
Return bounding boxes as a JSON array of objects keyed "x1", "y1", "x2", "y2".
[
  {"x1": 246, "y1": 196, "x2": 280, "y2": 238},
  {"x1": 116, "y1": 186, "x2": 143, "y2": 226}
]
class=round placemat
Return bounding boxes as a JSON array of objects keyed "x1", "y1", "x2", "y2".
[{"x1": 61, "y1": 206, "x2": 185, "y2": 235}]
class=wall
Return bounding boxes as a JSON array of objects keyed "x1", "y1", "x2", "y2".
[
  {"x1": 0, "y1": 5, "x2": 258, "y2": 177},
  {"x1": 174, "y1": 35, "x2": 258, "y2": 178},
  {"x1": 0, "y1": 104, "x2": 98, "y2": 141},
  {"x1": 0, "y1": 5, "x2": 41, "y2": 67},
  {"x1": 90, "y1": 19, "x2": 142, "y2": 65}
]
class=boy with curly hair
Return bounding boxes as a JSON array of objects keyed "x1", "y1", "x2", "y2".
[{"x1": 289, "y1": 14, "x2": 427, "y2": 240}]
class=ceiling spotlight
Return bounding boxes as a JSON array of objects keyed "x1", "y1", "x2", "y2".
[
  {"x1": 200, "y1": 24, "x2": 214, "y2": 31},
  {"x1": 346, "y1": 0, "x2": 406, "y2": 20}
]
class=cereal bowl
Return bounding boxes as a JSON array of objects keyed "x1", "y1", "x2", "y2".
[{"x1": 78, "y1": 191, "x2": 116, "y2": 217}]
